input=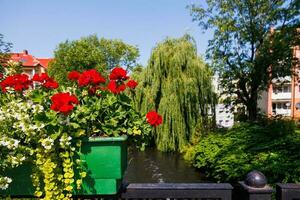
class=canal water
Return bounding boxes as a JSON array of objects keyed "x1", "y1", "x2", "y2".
[{"x1": 124, "y1": 148, "x2": 207, "y2": 183}]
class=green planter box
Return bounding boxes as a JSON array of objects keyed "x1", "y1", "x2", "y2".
[
  {"x1": 76, "y1": 136, "x2": 128, "y2": 195},
  {"x1": 0, "y1": 136, "x2": 128, "y2": 197}
]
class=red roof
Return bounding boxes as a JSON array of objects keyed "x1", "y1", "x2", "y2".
[
  {"x1": 37, "y1": 58, "x2": 53, "y2": 68},
  {"x1": 10, "y1": 50, "x2": 53, "y2": 68}
]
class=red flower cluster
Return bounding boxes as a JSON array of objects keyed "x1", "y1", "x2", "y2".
[
  {"x1": 107, "y1": 67, "x2": 138, "y2": 94},
  {"x1": 126, "y1": 80, "x2": 138, "y2": 89},
  {"x1": 107, "y1": 80, "x2": 126, "y2": 94},
  {"x1": 50, "y1": 92, "x2": 79, "y2": 114},
  {"x1": 0, "y1": 74, "x2": 32, "y2": 93},
  {"x1": 109, "y1": 67, "x2": 129, "y2": 80},
  {"x1": 32, "y1": 73, "x2": 59, "y2": 89},
  {"x1": 66, "y1": 67, "x2": 138, "y2": 95},
  {"x1": 68, "y1": 71, "x2": 81, "y2": 80},
  {"x1": 68, "y1": 69, "x2": 106, "y2": 87},
  {"x1": 146, "y1": 111, "x2": 163, "y2": 127}
]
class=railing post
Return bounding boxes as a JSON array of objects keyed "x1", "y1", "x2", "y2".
[
  {"x1": 121, "y1": 183, "x2": 233, "y2": 199},
  {"x1": 276, "y1": 183, "x2": 300, "y2": 200},
  {"x1": 238, "y1": 170, "x2": 274, "y2": 200}
]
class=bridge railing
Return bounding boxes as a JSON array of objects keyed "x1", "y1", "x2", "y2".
[
  {"x1": 121, "y1": 183, "x2": 233, "y2": 200},
  {"x1": 4, "y1": 171, "x2": 300, "y2": 200}
]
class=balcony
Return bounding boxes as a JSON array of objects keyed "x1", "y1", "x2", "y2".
[
  {"x1": 272, "y1": 92, "x2": 291, "y2": 100},
  {"x1": 272, "y1": 109, "x2": 291, "y2": 116}
]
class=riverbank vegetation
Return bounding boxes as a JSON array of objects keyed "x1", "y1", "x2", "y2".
[{"x1": 183, "y1": 118, "x2": 300, "y2": 184}]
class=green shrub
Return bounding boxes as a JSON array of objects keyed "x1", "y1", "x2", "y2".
[
  {"x1": 187, "y1": 121, "x2": 300, "y2": 183},
  {"x1": 259, "y1": 116, "x2": 295, "y2": 136}
]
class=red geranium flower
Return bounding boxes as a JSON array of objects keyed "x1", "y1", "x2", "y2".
[
  {"x1": 40, "y1": 73, "x2": 50, "y2": 81},
  {"x1": 50, "y1": 92, "x2": 79, "y2": 114},
  {"x1": 0, "y1": 74, "x2": 32, "y2": 93},
  {"x1": 32, "y1": 73, "x2": 59, "y2": 89},
  {"x1": 126, "y1": 80, "x2": 138, "y2": 89},
  {"x1": 68, "y1": 71, "x2": 81, "y2": 81},
  {"x1": 146, "y1": 111, "x2": 163, "y2": 127},
  {"x1": 107, "y1": 80, "x2": 126, "y2": 94},
  {"x1": 109, "y1": 67, "x2": 129, "y2": 81},
  {"x1": 78, "y1": 69, "x2": 106, "y2": 87},
  {"x1": 43, "y1": 79, "x2": 59, "y2": 89},
  {"x1": 32, "y1": 74, "x2": 41, "y2": 82}
]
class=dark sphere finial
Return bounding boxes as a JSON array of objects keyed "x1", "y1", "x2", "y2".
[{"x1": 245, "y1": 170, "x2": 267, "y2": 188}]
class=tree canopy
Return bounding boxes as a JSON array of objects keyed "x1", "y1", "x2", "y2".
[
  {"x1": 0, "y1": 34, "x2": 12, "y2": 70},
  {"x1": 189, "y1": 0, "x2": 300, "y2": 120},
  {"x1": 48, "y1": 35, "x2": 139, "y2": 84},
  {"x1": 133, "y1": 35, "x2": 215, "y2": 152}
]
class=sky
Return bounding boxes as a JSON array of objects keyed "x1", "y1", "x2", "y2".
[{"x1": 0, "y1": 0, "x2": 213, "y2": 65}]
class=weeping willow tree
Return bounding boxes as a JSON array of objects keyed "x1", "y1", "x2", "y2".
[{"x1": 133, "y1": 35, "x2": 215, "y2": 152}]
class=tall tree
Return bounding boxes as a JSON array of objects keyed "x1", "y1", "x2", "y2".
[
  {"x1": 189, "y1": 0, "x2": 300, "y2": 120},
  {"x1": 0, "y1": 34, "x2": 12, "y2": 72},
  {"x1": 48, "y1": 35, "x2": 139, "y2": 84},
  {"x1": 133, "y1": 35, "x2": 215, "y2": 152}
]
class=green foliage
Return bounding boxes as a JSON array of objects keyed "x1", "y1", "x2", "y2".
[
  {"x1": 133, "y1": 35, "x2": 215, "y2": 151},
  {"x1": 259, "y1": 116, "x2": 296, "y2": 136},
  {"x1": 189, "y1": 0, "x2": 300, "y2": 120},
  {"x1": 48, "y1": 35, "x2": 139, "y2": 84},
  {"x1": 186, "y1": 121, "x2": 300, "y2": 183},
  {"x1": 0, "y1": 34, "x2": 12, "y2": 68},
  {"x1": 0, "y1": 68, "x2": 151, "y2": 199},
  {"x1": 4, "y1": 61, "x2": 23, "y2": 75}
]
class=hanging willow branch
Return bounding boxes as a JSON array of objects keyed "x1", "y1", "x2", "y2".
[{"x1": 133, "y1": 35, "x2": 215, "y2": 151}]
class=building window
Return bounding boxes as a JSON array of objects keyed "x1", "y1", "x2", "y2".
[
  {"x1": 273, "y1": 85, "x2": 291, "y2": 93},
  {"x1": 273, "y1": 102, "x2": 291, "y2": 110},
  {"x1": 283, "y1": 103, "x2": 287, "y2": 109},
  {"x1": 283, "y1": 85, "x2": 291, "y2": 93},
  {"x1": 296, "y1": 103, "x2": 300, "y2": 110},
  {"x1": 277, "y1": 103, "x2": 282, "y2": 109}
]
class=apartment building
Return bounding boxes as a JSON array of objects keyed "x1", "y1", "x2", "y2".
[
  {"x1": 258, "y1": 46, "x2": 300, "y2": 120},
  {"x1": 212, "y1": 75, "x2": 234, "y2": 128}
]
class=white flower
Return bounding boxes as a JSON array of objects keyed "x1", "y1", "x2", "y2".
[
  {"x1": 10, "y1": 156, "x2": 20, "y2": 166},
  {"x1": 32, "y1": 104, "x2": 44, "y2": 113},
  {"x1": 0, "y1": 138, "x2": 20, "y2": 149},
  {"x1": 59, "y1": 135, "x2": 72, "y2": 147},
  {"x1": 8, "y1": 139, "x2": 19, "y2": 149},
  {"x1": 0, "y1": 177, "x2": 12, "y2": 190},
  {"x1": 29, "y1": 123, "x2": 45, "y2": 131},
  {"x1": 41, "y1": 137, "x2": 54, "y2": 150},
  {"x1": 0, "y1": 140, "x2": 9, "y2": 147},
  {"x1": 18, "y1": 122, "x2": 27, "y2": 132}
]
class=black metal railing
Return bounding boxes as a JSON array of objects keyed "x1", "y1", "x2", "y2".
[
  {"x1": 121, "y1": 183, "x2": 233, "y2": 200},
  {"x1": 276, "y1": 183, "x2": 300, "y2": 200},
  {"x1": 4, "y1": 171, "x2": 300, "y2": 200}
]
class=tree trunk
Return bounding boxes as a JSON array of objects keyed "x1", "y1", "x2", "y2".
[
  {"x1": 247, "y1": 102, "x2": 258, "y2": 121},
  {"x1": 247, "y1": 91, "x2": 258, "y2": 121}
]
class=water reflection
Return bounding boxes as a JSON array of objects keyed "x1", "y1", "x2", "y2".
[{"x1": 124, "y1": 148, "x2": 207, "y2": 183}]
